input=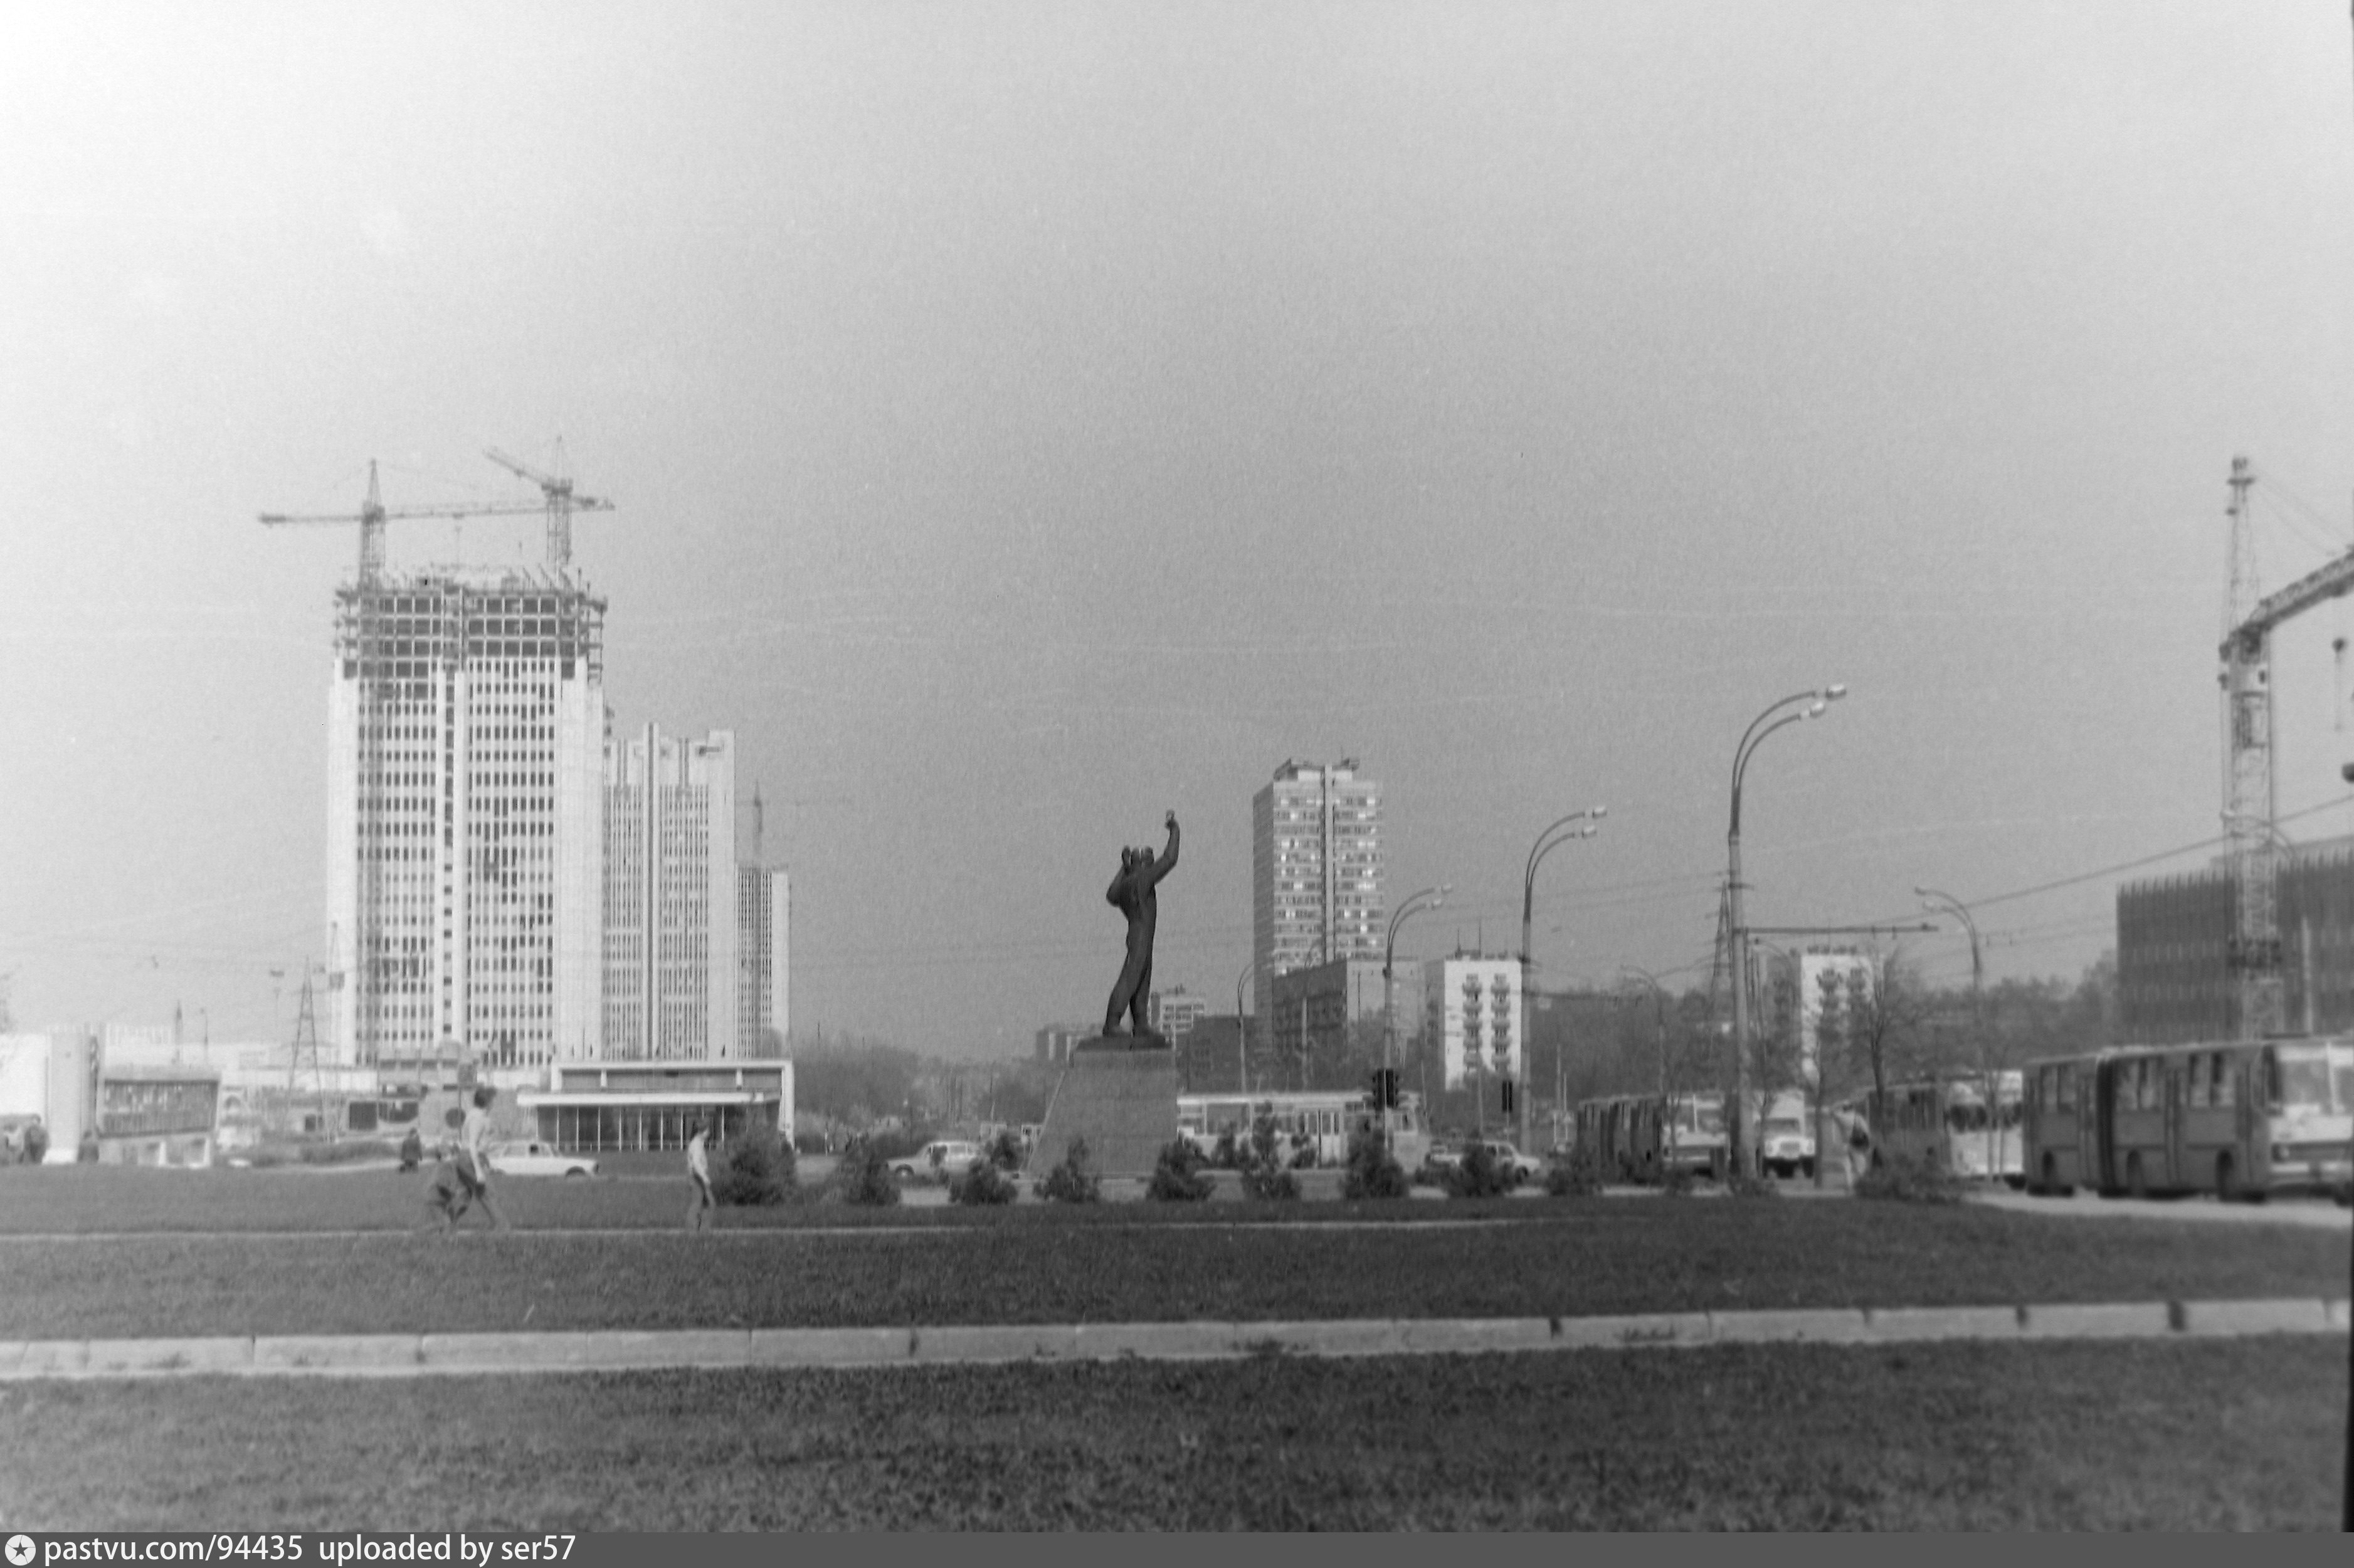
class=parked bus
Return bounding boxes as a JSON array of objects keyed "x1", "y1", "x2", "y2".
[
  {"x1": 1864, "y1": 1071, "x2": 2022, "y2": 1186},
  {"x1": 2023, "y1": 1037, "x2": 2354, "y2": 1201}
]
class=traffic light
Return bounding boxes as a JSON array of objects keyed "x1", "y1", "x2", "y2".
[
  {"x1": 1501, "y1": 1079, "x2": 1516, "y2": 1115},
  {"x1": 1370, "y1": 1068, "x2": 1400, "y2": 1110}
]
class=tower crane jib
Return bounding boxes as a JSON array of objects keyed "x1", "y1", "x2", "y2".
[{"x1": 2217, "y1": 456, "x2": 2354, "y2": 1039}]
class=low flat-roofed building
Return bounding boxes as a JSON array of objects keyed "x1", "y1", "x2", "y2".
[
  {"x1": 95, "y1": 1063, "x2": 222, "y2": 1167},
  {"x1": 517, "y1": 1058, "x2": 794, "y2": 1152}
]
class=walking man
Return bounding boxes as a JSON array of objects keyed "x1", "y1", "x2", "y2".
[
  {"x1": 457, "y1": 1085, "x2": 507, "y2": 1231},
  {"x1": 1837, "y1": 1102, "x2": 1874, "y2": 1188},
  {"x1": 1102, "y1": 810, "x2": 1180, "y2": 1038},
  {"x1": 686, "y1": 1117, "x2": 716, "y2": 1231},
  {"x1": 424, "y1": 1140, "x2": 472, "y2": 1233}
]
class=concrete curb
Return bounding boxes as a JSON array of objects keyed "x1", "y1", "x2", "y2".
[
  {"x1": 1, "y1": 1298, "x2": 2342, "y2": 1381},
  {"x1": 1863, "y1": 1305, "x2": 2022, "y2": 1341}
]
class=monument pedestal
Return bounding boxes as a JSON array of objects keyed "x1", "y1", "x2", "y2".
[{"x1": 1029, "y1": 1039, "x2": 1179, "y2": 1179}]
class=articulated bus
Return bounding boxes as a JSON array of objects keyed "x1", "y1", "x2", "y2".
[
  {"x1": 1573, "y1": 1093, "x2": 1728, "y2": 1184},
  {"x1": 1864, "y1": 1071, "x2": 2023, "y2": 1186},
  {"x1": 1178, "y1": 1090, "x2": 1428, "y2": 1167},
  {"x1": 2022, "y1": 1037, "x2": 2354, "y2": 1201}
]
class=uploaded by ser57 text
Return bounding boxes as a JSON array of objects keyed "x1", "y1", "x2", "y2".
[{"x1": 4, "y1": 1540, "x2": 578, "y2": 1567}]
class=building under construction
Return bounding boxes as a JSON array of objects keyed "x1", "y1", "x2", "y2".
[
  {"x1": 2118, "y1": 840, "x2": 2354, "y2": 1043},
  {"x1": 281, "y1": 452, "x2": 788, "y2": 1090},
  {"x1": 325, "y1": 569, "x2": 611, "y2": 1073}
]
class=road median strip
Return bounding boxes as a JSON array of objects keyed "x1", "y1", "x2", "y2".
[{"x1": 0, "y1": 1298, "x2": 2341, "y2": 1380}]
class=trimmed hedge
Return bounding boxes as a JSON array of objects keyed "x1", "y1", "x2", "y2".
[
  {"x1": 1341, "y1": 1130, "x2": 1411, "y2": 1201},
  {"x1": 830, "y1": 1137, "x2": 902, "y2": 1207},
  {"x1": 1037, "y1": 1137, "x2": 1100, "y2": 1204},
  {"x1": 714, "y1": 1132, "x2": 797, "y2": 1207},
  {"x1": 1146, "y1": 1139, "x2": 1214, "y2": 1202},
  {"x1": 951, "y1": 1159, "x2": 1019, "y2": 1206}
]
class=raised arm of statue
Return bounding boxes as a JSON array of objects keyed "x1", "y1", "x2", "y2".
[{"x1": 1146, "y1": 813, "x2": 1180, "y2": 887}]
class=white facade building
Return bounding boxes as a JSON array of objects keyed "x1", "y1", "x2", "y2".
[
  {"x1": 1148, "y1": 987, "x2": 1210, "y2": 1041},
  {"x1": 324, "y1": 572, "x2": 608, "y2": 1073},
  {"x1": 737, "y1": 862, "x2": 790, "y2": 1054},
  {"x1": 1252, "y1": 760, "x2": 1383, "y2": 1048},
  {"x1": 1425, "y1": 954, "x2": 1524, "y2": 1090},
  {"x1": 602, "y1": 723, "x2": 739, "y2": 1059},
  {"x1": 1788, "y1": 947, "x2": 1876, "y2": 1089}
]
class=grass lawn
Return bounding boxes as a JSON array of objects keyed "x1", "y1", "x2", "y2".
[
  {"x1": 0, "y1": 1186, "x2": 2343, "y2": 1339},
  {"x1": 0, "y1": 1339, "x2": 2339, "y2": 1529}
]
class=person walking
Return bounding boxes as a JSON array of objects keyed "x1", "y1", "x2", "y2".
[
  {"x1": 685, "y1": 1117, "x2": 716, "y2": 1231},
  {"x1": 457, "y1": 1086, "x2": 507, "y2": 1231},
  {"x1": 423, "y1": 1139, "x2": 472, "y2": 1233},
  {"x1": 1837, "y1": 1103, "x2": 1874, "y2": 1188}
]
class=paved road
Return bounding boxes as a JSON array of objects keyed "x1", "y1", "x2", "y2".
[{"x1": 1970, "y1": 1186, "x2": 2351, "y2": 1230}]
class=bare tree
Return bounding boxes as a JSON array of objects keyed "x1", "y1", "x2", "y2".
[{"x1": 1844, "y1": 947, "x2": 1933, "y2": 1110}]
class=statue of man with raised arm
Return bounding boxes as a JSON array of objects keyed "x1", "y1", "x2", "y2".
[{"x1": 1102, "y1": 811, "x2": 1180, "y2": 1041}]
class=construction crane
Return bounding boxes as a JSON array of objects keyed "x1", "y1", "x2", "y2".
[
  {"x1": 483, "y1": 439, "x2": 615, "y2": 571},
  {"x1": 258, "y1": 460, "x2": 549, "y2": 583},
  {"x1": 258, "y1": 460, "x2": 547, "y2": 1066},
  {"x1": 2217, "y1": 456, "x2": 2354, "y2": 1038}
]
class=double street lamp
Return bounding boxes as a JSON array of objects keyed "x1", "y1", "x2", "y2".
[
  {"x1": 1728, "y1": 685, "x2": 1846, "y2": 1179},
  {"x1": 1521, "y1": 808, "x2": 1605, "y2": 1152},
  {"x1": 1916, "y1": 884, "x2": 1993, "y2": 1180},
  {"x1": 1383, "y1": 884, "x2": 1449, "y2": 1156}
]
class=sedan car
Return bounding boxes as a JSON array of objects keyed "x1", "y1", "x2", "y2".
[
  {"x1": 894, "y1": 1140, "x2": 985, "y2": 1182},
  {"x1": 1471, "y1": 1139, "x2": 1543, "y2": 1185},
  {"x1": 485, "y1": 1140, "x2": 598, "y2": 1178}
]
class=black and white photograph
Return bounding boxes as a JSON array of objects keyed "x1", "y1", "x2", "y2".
[{"x1": 1, "y1": 0, "x2": 2350, "y2": 1534}]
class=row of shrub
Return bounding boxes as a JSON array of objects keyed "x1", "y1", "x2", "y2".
[{"x1": 714, "y1": 1127, "x2": 1829, "y2": 1209}]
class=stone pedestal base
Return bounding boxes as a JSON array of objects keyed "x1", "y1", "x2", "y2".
[{"x1": 1030, "y1": 1040, "x2": 1180, "y2": 1179}]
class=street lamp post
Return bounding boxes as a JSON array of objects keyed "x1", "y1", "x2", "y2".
[
  {"x1": 1522, "y1": 808, "x2": 1605, "y2": 1155},
  {"x1": 1384, "y1": 885, "x2": 1449, "y2": 1157},
  {"x1": 1728, "y1": 685, "x2": 1846, "y2": 1180},
  {"x1": 1917, "y1": 885, "x2": 1990, "y2": 1181},
  {"x1": 1234, "y1": 957, "x2": 1254, "y2": 1095}
]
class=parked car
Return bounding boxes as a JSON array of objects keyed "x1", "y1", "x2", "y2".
[
  {"x1": 1470, "y1": 1139, "x2": 1543, "y2": 1185},
  {"x1": 1422, "y1": 1139, "x2": 1539, "y2": 1185},
  {"x1": 486, "y1": 1140, "x2": 598, "y2": 1179},
  {"x1": 894, "y1": 1140, "x2": 984, "y2": 1183}
]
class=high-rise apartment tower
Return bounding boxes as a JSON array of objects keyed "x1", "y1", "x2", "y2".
[
  {"x1": 324, "y1": 571, "x2": 607, "y2": 1073},
  {"x1": 1252, "y1": 759, "x2": 1383, "y2": 1049}
]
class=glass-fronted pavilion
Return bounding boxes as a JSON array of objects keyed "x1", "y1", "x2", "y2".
[{"x1": 516, "y1": 1060, "x2": 793, "y2": 1152}]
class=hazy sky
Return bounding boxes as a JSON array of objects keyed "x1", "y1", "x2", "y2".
[{"x1": 6, "y1": 2, "x2": 2354, "y2": 1056}]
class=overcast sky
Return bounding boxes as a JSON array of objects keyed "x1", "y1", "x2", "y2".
[{"x1": 5, "y1": 2, "x2": 2354, "y2": 1056}]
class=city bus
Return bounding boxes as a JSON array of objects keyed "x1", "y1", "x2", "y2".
[
  {"x1": 1865, "y1": 1071, "x2": 2023, "y2": 1186},
  {"x1": 1573, "y1": 1093, "x2": 1727, "y2": 1183},
  {"x1": 1574, "y1": 1096, "x2": 1644, "y2": 1182},
  {"x1": 1178, "y1": 1090, "x2": 1423, "y2": 1167},
  {"x1": 2023, "y1": 1038, "x2": 2354, "y2": 1201}
]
